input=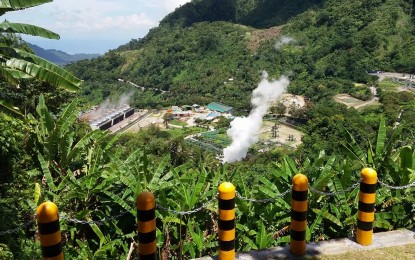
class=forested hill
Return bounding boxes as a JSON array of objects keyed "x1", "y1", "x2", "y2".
[
  {"x1": 160, "y1": 0, "x2": 323, "y2": 28},
  {"x1": 66, "y1": 0, "x2": 415, "y2": 110}
]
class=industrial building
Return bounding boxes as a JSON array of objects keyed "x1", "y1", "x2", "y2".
[
  {"x1": 82, "y1": 106, "x2": 135, "y2": 131},
  {"x1": 207, "y1": 102, "x2": 233, "y2": 113}
]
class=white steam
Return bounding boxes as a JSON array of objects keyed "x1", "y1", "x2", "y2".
[
  {"x1": 92, "y1": 89, "x2": 135, "y2": 118},
  {"x1": 275, "y1": 36, "x2": 295, "y2": 50},
  {"x1": 222, "y1": 72, "x2": 289, "y2": 163}
]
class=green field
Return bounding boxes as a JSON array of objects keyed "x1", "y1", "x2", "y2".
[
  {"x1": 379, "y1": 78, "x2": 404, "y2": 92},
  {"x1": 170, "y1": 119, "x2": 188, "y2": 127}
]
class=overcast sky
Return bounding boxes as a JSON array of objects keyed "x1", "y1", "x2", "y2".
[{"x1": 2, "y1": 0, "x2": 191, "y2": 54}]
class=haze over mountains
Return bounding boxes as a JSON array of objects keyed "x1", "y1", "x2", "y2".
[{"x1": 28, "y1": 43, "x2": 101, "y2": 66}]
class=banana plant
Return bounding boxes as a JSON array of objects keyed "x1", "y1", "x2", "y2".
[
  {"x1": 340, "y1": 117, "x2": 415, "y2": 230},
  {"x1": 0, "y1": 0, "x2": 82, "y2": 115},
  {"x1": 340, "y1": 116, "x2": 388, "y2": 169},
  {"x1": 29, "y1": 95, "x2": 134, "y2": 256},
  {"x1": 0, "y1": 0, "x2": 53, "y2": 15},
  {"x1": 31, "y1": 94, "x2": 108, "y2": 172}
]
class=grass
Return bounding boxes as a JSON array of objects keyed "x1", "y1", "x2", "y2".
[
  {"x1": 313, "y1": 243, "x2": 415, "y2": 260},
  {"x1": 198, "y1": 131, "x2": 231, "y2": 148},
  {"x1": 379, "y1": 78, "x2": 403, "y2": 92},
  {"x1": 170, "y1": 119, "x2": 188, "y2": 127},
  {"x1": 165, "y1": 126, "x2": 204, "y2": 138},
  {"x1": 357, "y1": 102, "x2": 381, "y2": 111}
]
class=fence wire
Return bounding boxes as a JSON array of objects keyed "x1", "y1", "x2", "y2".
[
  {"x1": 1, "y1": 178, "x2": 414, "y2": 235},
  {"x1": 156, "y1": 196, "x2": 217, "y2": 215},
  {"x1": 0, "y1": 211, "x2": 129, "y2": 236},
  {"x1": 62, "y1": 211, "x2": 129, "y2": 226},
  {"x1": 236, "y1": 188, "x2": 291, "y2": 203},
  {"x1": 308, "y1": 179, "x2": 361, "y2": 196},
  {"x1": 377, "y1": 179, "x2": 415, "y2": 190},
  {"x1": 0, "y1": 217, "x2": 35, "y2": 236}
]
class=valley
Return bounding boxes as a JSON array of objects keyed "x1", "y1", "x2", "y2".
[{"x1": 1, "y1": 0, "x2": 415, "y2": 259}]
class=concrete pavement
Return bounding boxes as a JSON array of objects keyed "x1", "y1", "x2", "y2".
[{"x1": 195, "y1": 229, "x2": 415, "y2": 259}]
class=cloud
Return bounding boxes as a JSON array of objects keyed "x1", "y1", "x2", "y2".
[
  {"x1": 43, "y1": 1, "x2": 157, "y2": 36},
  {"x1": 2, "y1": 0, "x2": 191, "y2": 53},
  {"x1": 161, "y1": 0, "x2": 192, "y2": 12},
  {"x1": 54, "y1": 13, "x2": 156, "y2": 34},
  {"x1": 4, "y1": 0, "x2": 159, "y2": 36}
]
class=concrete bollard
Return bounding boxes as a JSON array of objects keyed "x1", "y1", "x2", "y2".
[
  {"x1": 356, "y1": 168, "x2": 377, "y2": 246},
  {"x1": 136, "y1": 191, "x2": 157, "y2": 259},
  {"x1": 36, "y1": 201, "x2": 63, "y2": 260},
  {"x1": 218, "y1": 182, "x2": 236, "y2": 260},
  {"x1": 290, "y1": 174, "x2": 308, "y2": 256}
]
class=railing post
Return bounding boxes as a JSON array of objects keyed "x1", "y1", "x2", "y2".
[
  {"x1": 136, "y1": 191, "x2": 157, "y2": 259},
  {"x1": 218, "y1": 182, "x2": 235, "y2": 260},
  {"x1": 36, "y1": 201, "x2": 63, "y2": 260},
  {"x1": 290, "y1": 174, "x2": 308, "y2": 256},
  {"x1": 356, "y1": 168, "x2": 377, "y2": 246}
]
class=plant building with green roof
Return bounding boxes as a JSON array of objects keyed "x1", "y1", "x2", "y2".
[{"x1": 207, "y1": 102, "x2": 233, "y2": 113}]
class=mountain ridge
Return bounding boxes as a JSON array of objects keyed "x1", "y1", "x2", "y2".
[{"x1": 28, "y1": 43, "x2": 101, "y2": 66}]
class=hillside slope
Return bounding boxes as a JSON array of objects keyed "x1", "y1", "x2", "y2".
[{"x1": 66, "y1": 0, "x2": 415, "y2": 110}]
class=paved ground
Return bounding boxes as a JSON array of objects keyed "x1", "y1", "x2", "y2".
[
  {"x1": 370, "y1": 72, "x2": 415, "y2": 82},
  {"x1": 124, "y1": 111, "x2": 164, "y2": 132},
  {"x1": 334, "y1": 94, "x2": 380, "y2": 109},
  {"x1": 108, "y1": 110, "x2": 148, "y2": 133},
  {"x1": 195, "y1": 229, "x2": 415, "y2": 260},
  {"x1": 259, "y1": 121, "x2": 303, "y2": 148}
]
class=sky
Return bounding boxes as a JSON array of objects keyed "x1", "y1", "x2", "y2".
[{"x1": 2, "y1": 0, "x2": 192, "y2": 54}]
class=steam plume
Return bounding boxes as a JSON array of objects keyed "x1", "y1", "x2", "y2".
[
  {"x1": 92, "y1": 89, "x2": 135, "y2": 118},
  {"x1": 222, "y1": 72, "x2": 289, "y2": 163},
  {"x1": 275, "y1": 36, "x2": 295, "y2": 50}
]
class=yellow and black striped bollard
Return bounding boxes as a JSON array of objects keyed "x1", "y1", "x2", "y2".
[
  {"x1": 290, "y1": 174, "x2": 308, "y2": 256},
  {"x1": 218, "y1": 182, "x2": 236, "y2": 260},
  {"x1": 36, "y1": 201, "x2": 63, "y2": 260},
  {"x1": 356, "y1": 168, "x2": 377, "y2": 246},
  {"x1": 136, "y1": 191, "x2": 157, "y2": 260}
]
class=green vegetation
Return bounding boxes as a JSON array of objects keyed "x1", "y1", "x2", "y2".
[
  {"x1": 1, "y1": 0, "x2": 415, "y2": 259},
  {"x1": 0, "y1": 0, "x2": 82, "y2": 115},
  {"x1": 2, "y1": 96, "x2": 414, "y2": 259},
  {"x1": 160, "y1": 0, "x2": 323, "y2": 29},
  {"x1": 379, "y1": 78, "x2": 405, "y2": 91},
  {"x1": 67, "y1": 0, "x2": 415, "y2": 111},
  {"x1": 169, "y1": 119, "x2": 188, "y2": 127}
]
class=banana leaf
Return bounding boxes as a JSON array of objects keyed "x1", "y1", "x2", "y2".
[
  {"x1": 0, "y1": 0, "x2": 52, "y2": 14},
  {"x1": 0, "y1": 21, "x2": 59, "y2": 39}
]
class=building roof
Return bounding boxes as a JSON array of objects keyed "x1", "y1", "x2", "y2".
[
  {"x1": 172, "y1": 110, "x2": 192, "y2": 115},
  {"x1": 207, "y1": 102, "x2": 233, "y2": 113},
  {"x1": 205, "y1": 112, "x2": 220, "y2": 120}
]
